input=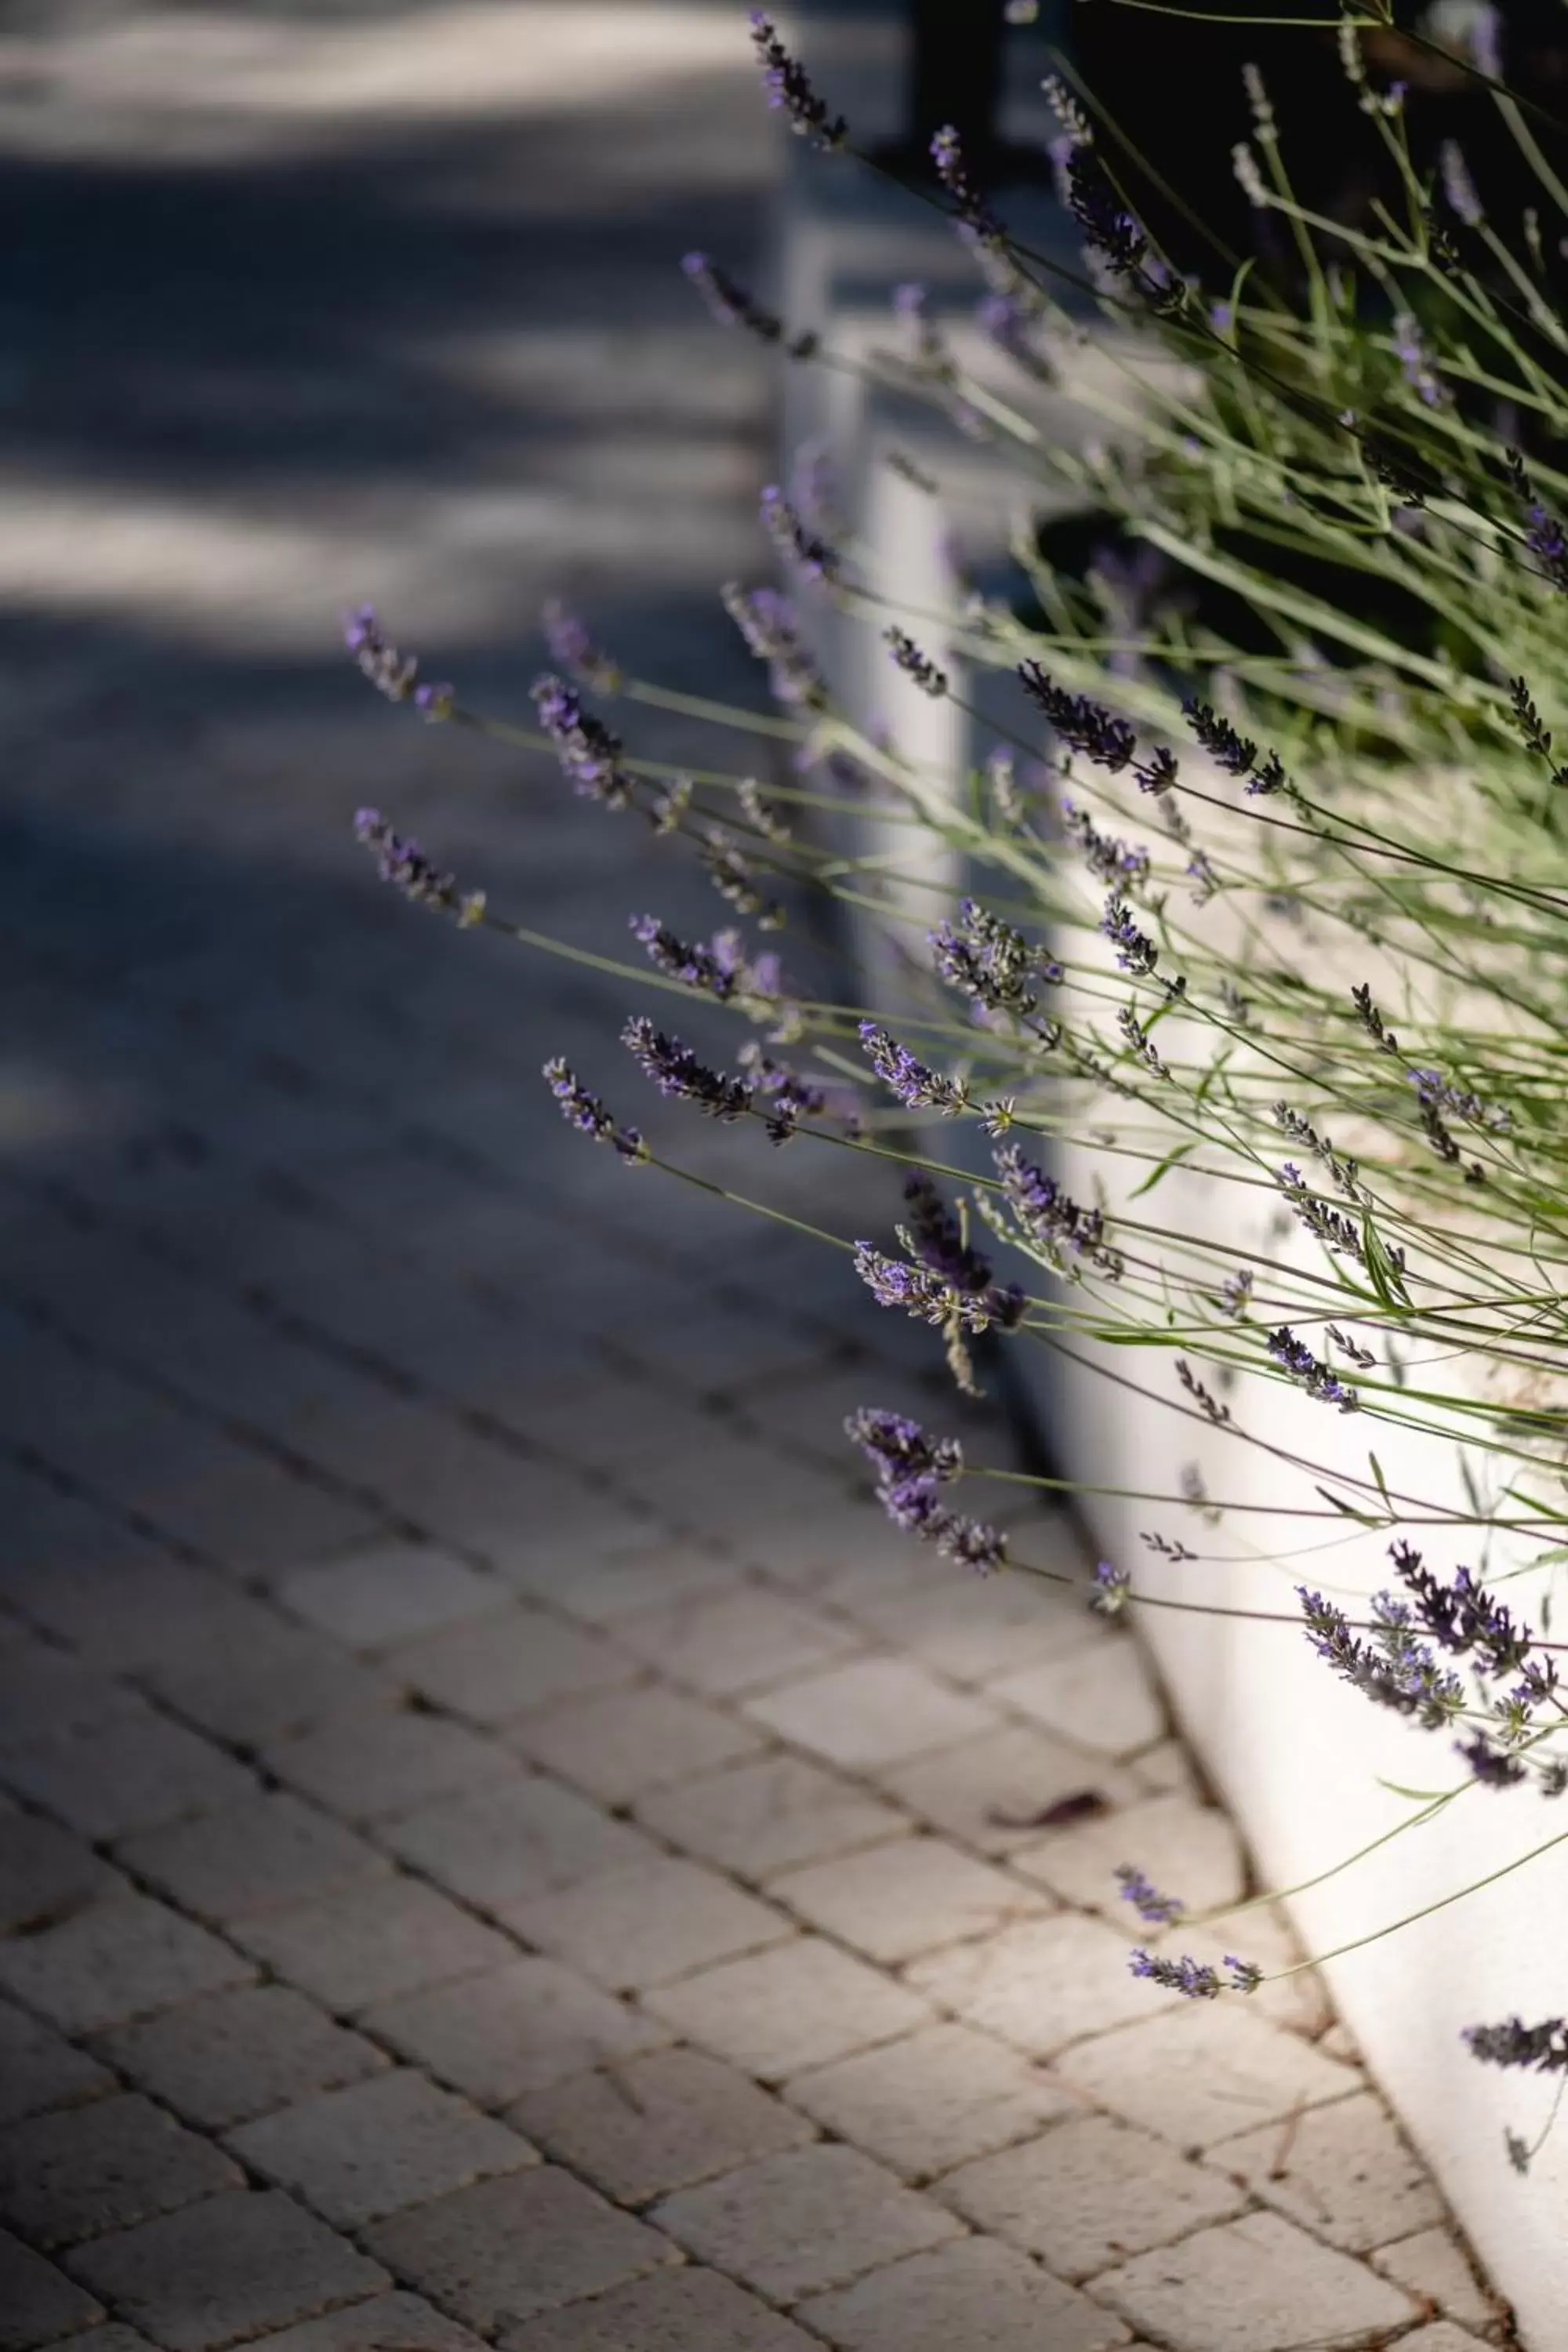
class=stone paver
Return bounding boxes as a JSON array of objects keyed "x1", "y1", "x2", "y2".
[
  {"x1": 502, "y1": 1854, "x2": 792, "y2": 1991},
  {"x1": 0, "y1": 10, "x2": 1498, "y2": 2352},
  {"x1": 0, "y1": 1893, "x2": 254, "y2": 2034},
  {"x1": 0, "y1": 2227, "x2": 103, "y2": 2352},
  {"x1": 907, "y1": 1914, "x2": 1177, "y2": 2056},
  {"x1": 652, "y1": 2143, "x2": 962, "y2": 2303},
  {"x1": 264, "y1": 1708, "x2": 514, "y2": 1824},
  {"x1": 796, "y1": 2237, "x2": 1131, "y2": 2352},
  {"x1": 100, "y1": 1985, "x2": 386, "y2": 2132},
  {"x1": 230, "y1": 1872, "x2": 513, "y2": 2015},
  {"x1": 742, "y1": 1657, "x2": 995, "y2": 1771},
  {"x1": 118, "y1": 1792, "x2": 384, "y2": 1925},
  {"x1": 276, "y1": 1545, "x2": 507, "y2": 1650},
  {"x1": 0, "y1": 2092, "x2": 241, "y2": 2249},
  {"x1": 1206, "y1": 2085, "x2": 1446, "y2": 2252},
  {"x1": 66, "y1": 2191, "x2": 388, "y2": 2352},
  {"x1": 935, "y1": 2113, "x2": 1247, "y2": 2280},
  {"x1": 511, "y1": 2047, "x2": 812, "y2": 2204},
  {"x1": 636, "y1": 1753, "x2": 907, "y2": 1881},
  {"x1": 1087, "y1": 2209, "x2": 1418, "y2": 2350},
  {"x1": 500, "y1": 2267, "x2": 818, "y2": 2352},
  {"x1": 2, "y1": 1715, "x2": 258, "y2": 1842},
  {"x1": 644, "y1": 1938, "x2": 931, "y2": 2081},
  {"x1": 1055, "y1": 2005, "x2": 1363, "y2": 2148},
  {"x1": 507, "y1": 1682, "x2": 761, "y2": 1804},
  {"x1": 247, "y1": 2293, "x2": 486, "y2": 2352},
  {"x1": 771, "y1": 1836, "x2": 1047, "y2": 1964},
  {"x1": 1370, "y1": 2228, "x2": 1499, "y2": 2332},
  {"x1": 0, "y1": 1998, "x2": 112, "y2": 2125},
  {"x1": 364, "y1": 1957, "x2": 669, "y2": 2106},
  {"x1": 784, "y1": 2024, "x2": 1080, "y2": 2180},
  {"x1": 361, "y1": 2169, "x2": 675, "y2": 2332},
  {"x1": 228, "y1": 2069, "x2": 534, "y2": 2227}
]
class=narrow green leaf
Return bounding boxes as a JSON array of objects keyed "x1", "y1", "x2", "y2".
[{"x1": 1128, "y1": 1142, "x2": 1199, "y2": 1200}]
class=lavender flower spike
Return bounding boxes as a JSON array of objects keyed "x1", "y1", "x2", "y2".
[
  {"x1": 622, "y1": 1016, "x2": 753, "y2": 1121},
  {"x1": 749, "y1": 9, "x2": 847, "y2": 150},
  {"x1": 1116, "y1": 1865, "x2": 1184, "y2": 1925},
  {"x1": 531, "y1": 673, "x2": 634, "y2": 809},
  {"x1": 354, "y1": 810, "x2": 485, "y2": 926},
  {"x1": 859, "y1": 1022, "x2": 970, "y2": 1115},
  {"x1": 760, "y1": 485, "x2": 840, "y2": 583},
  {"x1": 542, "y1": 599, "x2": 620, "y2": 695},
  {"x1": 1091, "y1": 1559, "x2": 1131, "y2": 1617},
  {"x1": 542, "y1": 1057, "x2": 646, "y2": 1163},
  {"x1": 344, "y1": 604, "x2": 453, "y2": 717}
]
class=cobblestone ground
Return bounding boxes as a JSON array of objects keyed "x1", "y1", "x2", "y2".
[{"x1": 0, "y1": 6, "x2": 1515, "y2": 2350}]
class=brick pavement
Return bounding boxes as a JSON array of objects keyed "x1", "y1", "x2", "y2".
[{"x1": 0, "y1": 4, "x2": 1516, "y2": 2349}]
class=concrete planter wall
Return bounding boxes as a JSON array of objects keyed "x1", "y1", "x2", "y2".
[{"x1": 772, "y1": 82, "x2": 1568, "y2": 2344}]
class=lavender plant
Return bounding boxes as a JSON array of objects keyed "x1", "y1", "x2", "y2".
[{"x1": 348, "y1": 4, "x2": 1568, "y2": 2166}]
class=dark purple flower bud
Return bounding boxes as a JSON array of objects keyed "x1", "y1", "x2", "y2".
[
  {"x1": 884, "y1": 626, "x2": 948, "y2": 697},
  {"x1": 353, "y1": 809, "x2": 485, "y2": 925},
  {"x1": 542, "y1": 599, "x2": 621, "y2": 694},
  {"x1": 996, "y1": 1145, "x2": 1123, "y2": 1279},
  {"x1": 531, "y1": 673, "x2": 634, "y2": 808},
  {"x1": 1129, "y1": 1950, "x2": 1221, "y2": 1998},
  {"x1": 621, "y1": 1016, "x2": 753, "y2": 1120},
  {"x1": 749, "y1": 9, "x2": 847, "y2": 150},
  {"x1": 721, "y1": 581, "x2": 828, "y2": 712},
  {"x1": 1018, "y1": 663, "x2": 1137, "y2": 770},
  {"x1": 760, "y1": 484, "x2": 841, "y2": 583},
  {"x1": 929, "y1": 122, "x2": 1002, "y2": 246},
  {"x1": 681, "y1": 252, "x2": 818, "y2": 358},
  {"x1": 1464, "y1": 2016, "x2": 1568, "y2": 2073},
  {"x1": 542, "y1": 1057, "x2": 645, "y2": 1162},
  {"x1": 931, "y1": 899, "x2": 1059, "y2": 1018},
  {"x1": 1181, "y1": 698, "x2": 1257, "y2": 776},
  {"x1": 1063, "y1": 800, "x2": 1149, "y2": 887}
]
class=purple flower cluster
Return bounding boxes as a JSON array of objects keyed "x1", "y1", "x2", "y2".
[
  {"x1": 1091, "y1": 1559, "x2": 1132, "y2": 1616},
  {"x1": 929, "y1": 122, "x2": 1002, "y2": 246},
  {"x1": 749, "y1": 9, "x2": 846, "y2": 150},
  {"x1": 760, "y1": 485, "x2": 840, "y2": 583},
  {"x1": 900, "y1": 1172, "x2": 1018, "y2": 1316},
  {"x1": 858, "y1": 1022, "x2": 970, "y2": 1116},
  {"x1": 844, "y1": 1407, "x2": 1007, "y2": 1571},
  {"x1": 542, "y1": 1057, "x2": 645, "y2": 1163},
  {"x1": 852, "y1": 1243, "x2": 998, "y2": 1330},
  {"x1": 1406, "y1": 1066, "x2": 1511, "y2": 1136},
  {"x1": 1059, "y1": 140, "x2": 1149, "y2": 285},
  {"x1": 931, "y1": 900, "x2": 1060, "y2": 1019},
  {"x1": 1018, "y1": 664, "x2": 1136, "y2": 771},
  {"x1": 1101, "y1": 895, "x2": 1159, "y2": 976},
  {"x1": 1062, "y1": 801, "x2": 1149, "y2": 889},
  {"x1": 542, "y1": 599, "x2": 620, "y2": 695},
  {"x1": 531, "y1": 674, "x2": 633, "y2": 808},
  {"x1": 1277, "y1": 1163, "x2": 1366, "y2": 1265},
  {"x1": 736, "y1": 1043, "x2": 830, "y2": 1145},
  {"x1": 621, "y1": 1017, "x2": 753, "y2": 1120},
  {"x1": 1268, "y1": 1326, "x2": 1359, "y2": 1411},
  {"x1": 1181, "y1": 699, "x2": 1289, "y2": 795},
  {"x1": 1388, "y1": 1541, "x2": 1536, "y2": 1681},
  {"x1": 1116, "y1": 1865, "x2": 1184, "y2": 1926},
  {"x1": 995, "y1": 1145, "x2": 1123, "y2": 1280},
  {"x1": 1298, "y1": 1587, "x2": 1465, "y2": 1726},
  {"x1": 1465, "y1": 2016, "x2": 1568, "y2": 2073},
  {"x1": 1130, "y1": 1950, "x2": 1261, "y2": 1999},
  {"x1": 681, "y1": 252, "x2": 818, "y2": 359},
  {"x1": 344, "y1": 606, "x2": 452, "y2": 716},
  {"x1": 884, "y1": 626, "x2": 948, "y2": 698},
  {"x1": 1505, "y1": 448, "x2": 1568, "y2": 591},
  {"x1": 353, "y1": 809, "x2": 485, "y2": 926},
  {"x1": 630, "y1": 916, "x2": 739, "y2": 1000},
  {"x1": 721, "y1": 583, "x2": 829, "y2": 713}
]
